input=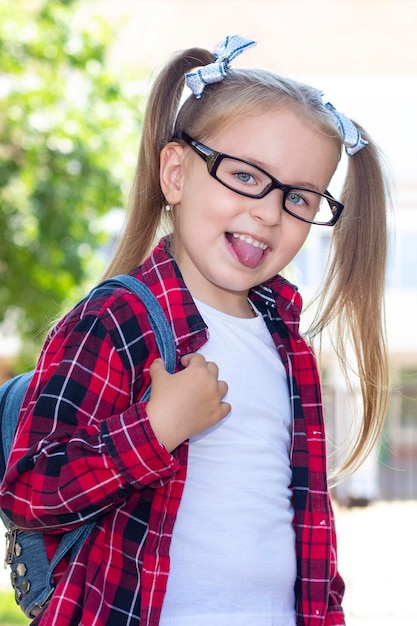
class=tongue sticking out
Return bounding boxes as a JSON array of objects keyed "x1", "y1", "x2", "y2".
[{"x1": 228, "y1": 234, "x2": 265, "y2": 269}]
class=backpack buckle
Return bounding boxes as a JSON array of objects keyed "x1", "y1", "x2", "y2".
[
  {"x1": 4, "y1": 527, "x2": 18, "y2": 567},
  {"x1": 31, "y1": 586, "x2": 55, "y2": 616}
]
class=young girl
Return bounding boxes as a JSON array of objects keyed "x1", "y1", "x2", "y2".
[{"x1": 0, "y1": 35, "x2": 388, "y2": 625}]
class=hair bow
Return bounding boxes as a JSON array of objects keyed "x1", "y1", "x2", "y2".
[
  {"x1": 324, "y1": 101, "x2": 368, "y2": 156},
  {"x1": 185, "y1": 35, "x2": 256, "y2": 99}
]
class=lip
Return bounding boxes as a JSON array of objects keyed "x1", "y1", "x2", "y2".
[{"x1": 227, "y1": 232, "x2": 270, "y2": 252}]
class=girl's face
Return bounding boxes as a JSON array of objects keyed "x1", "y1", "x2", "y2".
[{"x1": 161, "y1": 108, "x2": 340, "y2": 317}]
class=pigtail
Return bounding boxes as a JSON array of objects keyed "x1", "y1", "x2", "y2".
[
  {"x1": 309, "y1": 126, "x2": 389, "y2": 476},
  {"x1": 102, "y1": 47, "x2": 213, "y2": 278}
]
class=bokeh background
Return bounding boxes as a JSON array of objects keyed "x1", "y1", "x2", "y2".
[{"x1": 1, "y1": 1, "x2": 416, "y2": 624}]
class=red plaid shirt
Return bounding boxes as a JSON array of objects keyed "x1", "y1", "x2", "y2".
[{"x1": 0, "y1": 237, "x2": 345, "y2": 625}]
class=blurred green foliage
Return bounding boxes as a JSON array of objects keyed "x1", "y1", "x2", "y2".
[
  {"x1": 0, "y1": 0, "x2": 142, "y2": 368},
  {"x1": 0, "y1": 590, "x2": 30, "y2": 625}
]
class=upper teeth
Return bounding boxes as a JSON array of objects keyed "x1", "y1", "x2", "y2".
[{"x1": 232, "y1": 233, "x2": 267, "y2": 250}]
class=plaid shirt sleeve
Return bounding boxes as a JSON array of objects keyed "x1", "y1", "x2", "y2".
[{"x1": 0, "y1": 284, "x2": 179, "y2": 531}]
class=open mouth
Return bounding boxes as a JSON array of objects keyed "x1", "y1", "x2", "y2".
[{"x1": 226, "y1": 232, "x2": 268, "y2": 269}]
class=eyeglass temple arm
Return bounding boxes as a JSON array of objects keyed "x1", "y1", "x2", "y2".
[{"x1": 180, "y1": 132, "x2": 213, "y2": 158}]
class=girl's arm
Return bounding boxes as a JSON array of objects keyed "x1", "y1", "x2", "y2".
[{"x1": 0, "y1": 289, "x2": 229, "y2": 532}]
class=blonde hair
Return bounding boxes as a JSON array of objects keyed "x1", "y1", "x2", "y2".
[{"x1": 103, "y1": 46, "x2": 389, "y2": 474}]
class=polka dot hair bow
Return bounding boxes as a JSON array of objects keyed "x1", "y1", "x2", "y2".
[
  {"x1": 324, "y1": 101, "x2": 368, "y2": 156},
  {"x1": 185, "y1": 35, "x2": 256, "y2": 99}
]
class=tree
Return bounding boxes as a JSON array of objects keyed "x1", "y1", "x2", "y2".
[{"x1": 0, "y1": 0, "x2": 141, "y2": 367}]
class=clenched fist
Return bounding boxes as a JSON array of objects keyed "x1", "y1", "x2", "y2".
[{"x1": 146, "y1": 353, "x2": 230, "y2": 452}]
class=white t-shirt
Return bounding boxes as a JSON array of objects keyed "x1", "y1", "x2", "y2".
[{"x1": 159, "y1": 300, "x2": 296, "y2": 626}]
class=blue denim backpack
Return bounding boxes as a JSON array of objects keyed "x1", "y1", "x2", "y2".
[{"x1": 0, "y1": 275, "x2": 177, "y2": 618}]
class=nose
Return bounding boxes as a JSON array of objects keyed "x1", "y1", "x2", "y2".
[{"x1": 250, "y1": 188, "x2": 283, "y2": 226}]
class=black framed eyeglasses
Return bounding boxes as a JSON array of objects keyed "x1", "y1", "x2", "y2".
[{"x1": 179, "y1": 131, "x2": 344, "y2": 226}]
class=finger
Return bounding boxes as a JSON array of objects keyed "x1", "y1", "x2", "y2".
[
  {"x1": 220, "y1": 401, "x2": 232, "y2": 418},
  {"x1": 180, "y1": 352, "x2": 206, "y2": 368},
  {"x1": 206, "y1": 361, "x2": 220, "y2": 378},
  {"x1": 149, "y1": 357, "x2": 166, "y2": 378},
  {"x1": 217, "y1": 380, "x2": 229, "y2": 400}
]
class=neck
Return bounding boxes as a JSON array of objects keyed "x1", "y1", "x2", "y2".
[{"x1": 193, "y1": 295, "x2": 257, "y2": 319}]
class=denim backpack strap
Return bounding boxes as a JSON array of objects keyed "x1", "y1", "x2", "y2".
[
  {"x1": 101, "y1": 275, "x2": 177, "y2": 399},
  {"x1": 0, "y1": 371, "x2": 34, "y2": 474}
]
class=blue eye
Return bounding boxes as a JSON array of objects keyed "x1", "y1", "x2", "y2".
[
  {"x1": 217, "y1": 157, "x2": 271, "y2": 194},
  {"x1": 235, "y1": 172, "x2": 256, "y2": 184},
  {"x1": 287, "y1": 191, "x2": 307, "y2": 206}
]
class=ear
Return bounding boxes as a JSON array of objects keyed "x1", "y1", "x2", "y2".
[{"x1": 160, "y1": 142, "x2": 185, "y2": 205}]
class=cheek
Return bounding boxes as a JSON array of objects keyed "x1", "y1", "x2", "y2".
[
  {"x1": 177, "y1": 183, "x2": 236, "y2": 232},
  {"x1": 294, "y1": 231, "x2": 312, "y2": 260},
  {"x1": 298, "y1": 224, "x2": 312, "y2": 247},
  {"x1": 276, "y1": 221, "x2": 312, "y2": 265},
  {"x1": 285, "y1": 218, "x2": 312, "y2": 248}
]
